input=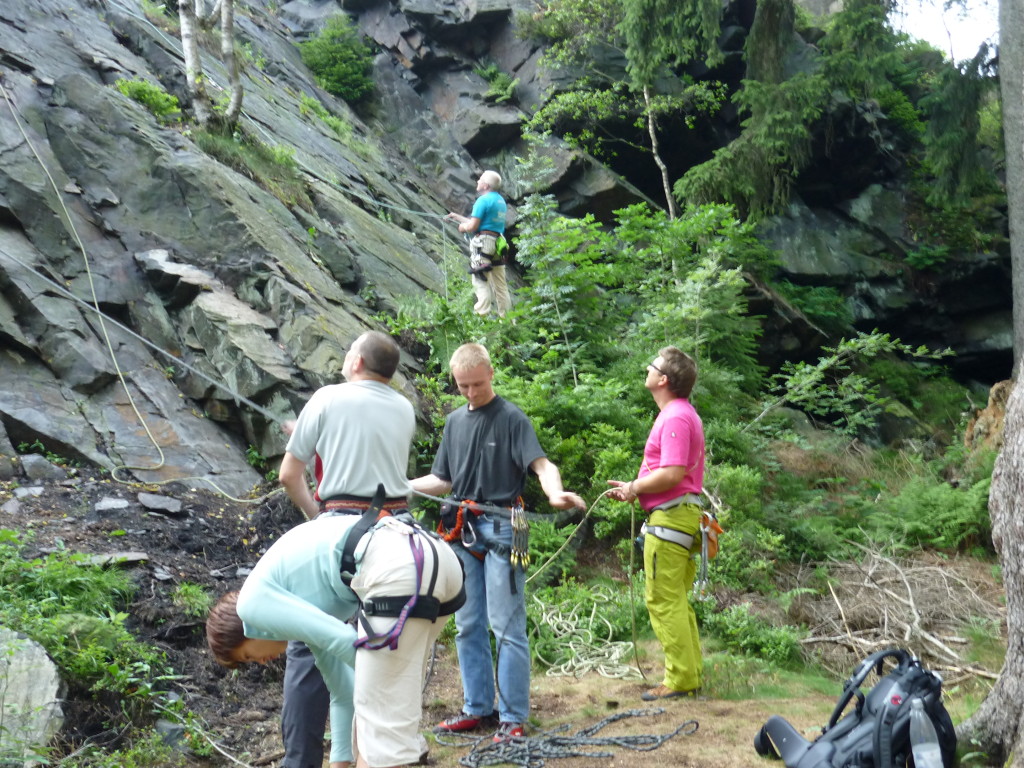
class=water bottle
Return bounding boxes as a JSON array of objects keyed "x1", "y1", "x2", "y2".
[{"x1": 909, "y1": 698, "x2": 944, "y2": 768}]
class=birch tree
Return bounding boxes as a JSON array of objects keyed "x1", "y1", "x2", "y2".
[{"x1": 178, "y1": 0, "x2": 243, "y2": 127}]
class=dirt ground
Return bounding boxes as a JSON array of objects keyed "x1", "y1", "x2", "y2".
[{"x1": 0, "y1": 473, "x2": 858, "y2": 768}]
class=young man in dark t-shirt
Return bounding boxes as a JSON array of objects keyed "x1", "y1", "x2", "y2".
[{"x1": 411, "y1": 343, "x2": 584, "y2": 742}]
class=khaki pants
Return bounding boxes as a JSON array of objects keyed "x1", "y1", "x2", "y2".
[
  {"x1": 351, "y1": 520, "x2": 464, "y2": 766},
  {"x1": 472, "y1": 266, "x2": 512, "y2": 317}
]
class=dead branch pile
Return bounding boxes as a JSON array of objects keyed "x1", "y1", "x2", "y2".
[{"x1": 789, "y1": 546, "x2": 1004, "y2": 684}]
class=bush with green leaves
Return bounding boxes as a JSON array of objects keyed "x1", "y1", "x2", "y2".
[
  {"x1": 708, "y1": 521, "x2": 787, "y2": 593},
  {"x1": 0, "y1": 531, "x2": 169, "y2": 701},
  {"x1": 749, "y1": 331, "x2": 952, "y2": 436},
  {"x1": 115, "y1": 78, "x2": 180, "y2": 122},
  {"x1": 474, "y1": 62, "x2": 519, "y2": 103},
  {"x1": 868, "y1": 475, "x2": 992, "y2": 553},
  {"x1": 906, "y1": 243, "x2": 951, "y2": 271},
  {"x1": 695, "y1": 599, "x2": 803, "y2": 666},
  {"x1": 299, "y1": 15, "x2": 375, "y2": 104},
  {"x1": 524, "y1": 518, "x2": 580, "y2": 587},
  {"x1": 775, "y1": 281, "x2": 854, "y2": 337},
  {"x1": 172, "y1": 581, "x2": 214, "y2": 619},
  {"x1": 68, "y1": 730, "x2": 184, "y2": 768}
]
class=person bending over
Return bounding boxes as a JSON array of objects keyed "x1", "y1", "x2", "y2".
[{"x1": 207, "y1": 511, "x2": 464, "y2": 768}]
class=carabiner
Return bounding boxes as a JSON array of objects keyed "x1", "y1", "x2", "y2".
[{"x1": 461, "y1": 515, "x2": 478, "y2": 548}]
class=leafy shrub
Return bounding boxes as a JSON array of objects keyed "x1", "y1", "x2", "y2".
[
  {"x1": 172, "y1": 581, "x2": 214, "y2": 619},
  {"x1": 708, "y1": 521, "x2": 786, "y2": 593},
  {"x1": 875, "y1": 85, "x2": 924, "y2": 139},
  {"x1": 299, "y1": 15, "x2": 375, "y2": 104},
  {"x1": 525, "y1": 518, "x2": 580, "y2": 587},
  {"x1": 474, "y1": 62, "x2": 519, "y2": 103},
  {"x1": 513, "y1": 0, "x2": 621, "y2": 45},
  {"x1": 696, "y1": 600, "x2": 803, "y2": 666},
  {"x1": 706, "y1": 462, "x2": 762, "y2": 524},
  {"x1": 0, "y1": 533, "x2": 167, "y2": 698},
  {"x1": 869, "y1": 475, "x2": 992, "y2": 552},
  {"x1": 115, "y1": 78, "x2": 180, "y2": 122},
  {"x1": 70, "y1": 730, "x2": 183, "y2": 768},
  {"x1": 906, "y1": 243, "x2": 951, "y2": 271},
  {"x1": 775, "y1": 281, "x2": 854, "y2": 337}
]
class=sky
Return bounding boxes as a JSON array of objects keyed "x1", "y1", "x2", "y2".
[{"x1": 891, "y1": 0, "x2": 998, "y2": 62}]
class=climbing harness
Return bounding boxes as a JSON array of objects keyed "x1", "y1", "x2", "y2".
[
  {"x1": 354, "y1": 530, "x2": 425, "y2": 651},
  {"x1": 435, "y1": 709, "x2": 698, "y2": 768},
  {"x1": 333, "y1": 485, "x2": 467, "y2": 650},
  {"x1": 640, "y1": 521, "x2": 694, "y2": 549},
  {"x1": 436, "y1": 497, "x2": 525, "y2": 550}
]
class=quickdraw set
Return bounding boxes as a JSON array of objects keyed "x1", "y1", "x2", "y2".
[
  {"x1": 437, "y1": 497, "x2": 530, "y2": 571},
  {"x1": 510, "y1": 503, "x2": 529, "y2": 569}
]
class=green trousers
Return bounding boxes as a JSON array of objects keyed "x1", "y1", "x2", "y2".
[{"x1": 645, "y1": 504, "x2": 703, "y2": 692}]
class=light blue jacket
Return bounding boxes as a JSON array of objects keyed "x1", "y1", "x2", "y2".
[{"x1": 236, "y1": 515, "x2": 361, "y2": 763}]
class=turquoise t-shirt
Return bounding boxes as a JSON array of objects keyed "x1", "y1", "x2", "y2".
[{"x1": 470, "y1": 190, "x2": 507, "y2": 234}]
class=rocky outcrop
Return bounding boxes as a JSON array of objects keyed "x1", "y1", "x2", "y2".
[
  {"x1": 758, "y1": 187, "x2": 1012, "y2": 382},
  {"x1": 0, "y1": 0, "x2": 661, "y2": 496},
  {"x1": 0, "y1": 628, "x2": 64, "y2": 766}
]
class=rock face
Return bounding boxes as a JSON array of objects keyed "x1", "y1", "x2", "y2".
[
  {"x1": 0, "y1": 0, "x2": 1012, "y2": 493},
  {"x1": 758, "y1": 190, "x2": 1012, "y2": 383}
]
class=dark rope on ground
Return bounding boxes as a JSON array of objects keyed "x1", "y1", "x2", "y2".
[{"x1": 433, "y1": 708, "x2": 699, "y2": 768}]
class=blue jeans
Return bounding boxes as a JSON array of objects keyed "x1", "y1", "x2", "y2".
[{"x1": 453, "y1": 513, "x2": 529, "y2": 724}]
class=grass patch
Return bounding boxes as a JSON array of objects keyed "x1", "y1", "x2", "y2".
[
  {"x1": 193, "y1": 128, "x2": 313, "y2": 211},
  {"x1": 139, "y1": 0, "x2": 180, "y2": 32},
  {"x1": 172, "y1": 581, "x2": 214, "y2": 619}
]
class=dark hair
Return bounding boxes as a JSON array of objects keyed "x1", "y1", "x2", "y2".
[
  {"x1": 658, "y1": 347, "x2": 697, "y2": 399},
  {"x1": 206, "y1": 591, "x2": 246, "y2": 669},
  {"x1": 357, "y1": 331, "x2": 400, "y2": 379}
]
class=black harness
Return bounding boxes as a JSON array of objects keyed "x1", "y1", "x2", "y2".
[{"x1": 334, "y1": 485, "x2": 466, "y2": 638}]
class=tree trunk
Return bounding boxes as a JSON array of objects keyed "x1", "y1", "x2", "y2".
[
  {"x1": 179, "y1": 0, "x2": 212, "y2": 125},
  {"x1": 1003, "y1": 0, "x2": 1024, "y2": 368},
  {"x1": 643, "y1": 85, "x2": 679, "y2": 220},
  {"x1": 956, "y1": 374, "x2": 1024, "y2": 765},
  {"x1": 220, "y1": 0, "x2": 242, "y2": 125}
]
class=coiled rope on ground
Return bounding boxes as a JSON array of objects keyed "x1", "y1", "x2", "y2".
[
  {"x1": 435, "y1": 709, "x2": 699, "y2": 768},
  {"x1": 530, "y1": 587, "x2": 643, "y2": 680}
]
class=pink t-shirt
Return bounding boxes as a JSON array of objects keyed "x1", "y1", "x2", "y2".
[{"x1": 637, "y1": 398, "x2": 705, "y2": 511}]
